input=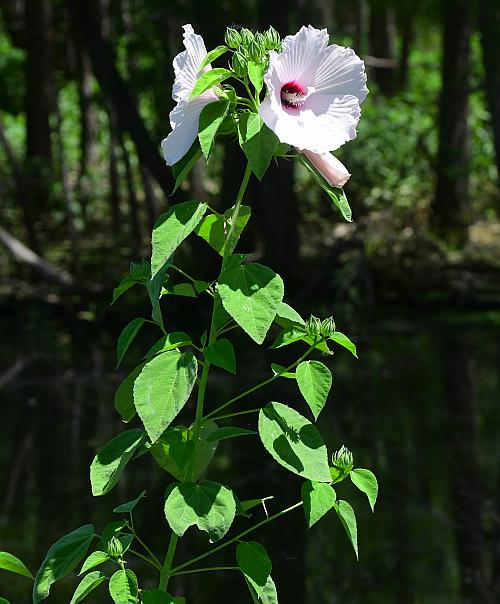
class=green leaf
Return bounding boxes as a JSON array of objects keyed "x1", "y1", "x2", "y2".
[
  {"x1": 114, "y1": 363, "x2": 144, "y2": 423},
  {"x1": 151, "y1": 201, "x2": 208, "y2": 277},
  {"x1": 275, "y1": 302, "x2": 305, "y2": 327},
  {"x1": 194, "y1": 280, "x2": 210, "y2": 294},
  {"x1": 0, "y1": 598, "x2": 11, "y2": 604},
  {"x1": 204, "y1": 338, "x2": 236, "y2": 373},
  {"x1": 32, "y1": 525, "x2": 95, "y2": 604},
  {"x1": 199, "y1": 99, "x2": 230, "y2": 159},
  {"x1": 0, "y1": 552, "x2": 34, "y2": 579},
  {"x1": 195, "y1": 205, "x2": 251, "y2": 256},
  {"x1": 113, "y1": 490, "x2": 146, "y2": 514},
  {"x1": 70, "y1": 571, "x2": 107, "y2": 604},
  {"x1": 79, "y1": 551, "x2": 109, "y2": 575},
  {"x1": 245, "y1": 575, "x2": 278, "y2": 604},
  {"x1": 218, "y1": 262, "x2": 284, "y2": 344},
  {"x1": 330, "y1": 331, "x2": 358, "y2": 358},
  {"x1": 141, "y1": 589, "x2": 178, "y2": 604},
  {"x1": 247, "y1": 61, "x2": 265, "y2": 94},
  {"x1": 90, "y1": 430, "x2": 145, "y2": 496},
  {"x1": 116, "y1": 318, "x2": 146, "y2": 369},
  {"x1": 335, "y1": 500, "x2": 358, "y2": 559},
  {"x1": 258, "y1": 402, "x2": 331, "y2": 482},
  {"x1": 146, "y1": 332, "x2": 193, "y2": 357},
  {"x1": 100, "y1": 522, "x2": 126, "y2": 549},
  {"x1": 328, "y1": 188, "x2": 352, "y2": 222},
  {"x1": 270, "y1": 363, "x2": 295, "y2": 379},
  {"x1": 199, "y1": 45, "x2": 229, "y2": 71},
  {"x1": 237, "y1": 113, "x2": 279, "y2": 180},
  {"x1": 190, "y1": 68, "x2": 232, "y2": 99},
  {"x1": 147, "y1": 263, "x2": 169, "y2": 328},
  {"x1": 295, "y1": 360, "x2": 332, "y2": 420},
  {"x1": 206, "y1": 427, "x2": 256, "y2": 442},
  {"x1": 150, "y1": 421, "x2": 218, "y2": 481},
  {"x1": 236, "y1": 541, "x2": 271, "y2": 598},
  {"x1": 164, "y1": 481, "x2": 236, "y2": 542},
  {"x1": 172, "y1": 140, "x2": 202, "y2": 194},
  {"x1": 299, "y1": 154, "x2": 352, "y2": 222},
  {"x1": 270, "y1": 326, "x2": 332, "y2": 355},
  {"x1": 134, "y1": 350, "x2": 198, "y2": 443},
  {"x1": 350, "y1": 469, "x2": 378, "y2": 512},
  {"x1": 109, "y1": 569, "x2": 138, "y2": 604},
  {"x1": 112, "y1": 276, "x2": 137, "y2": 304},
  {"x1": 301, "y1": 481, "x2": 336, "y2": 528}
]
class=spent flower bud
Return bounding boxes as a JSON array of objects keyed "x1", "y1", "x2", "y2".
[
  {"x1": 225, "y1": 27, "x2": 242, "y2": 49},
  {"x1": 332, "y1": 445, "x2": 354, "y2": 473},
  {"x1": 106, "y1": 536, "x2": 124, "y2": 559},
  {"x1": 305, "y1": 315, "x2": 322, "y2": 339}
]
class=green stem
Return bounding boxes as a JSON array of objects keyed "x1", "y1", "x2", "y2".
[
  {"x1": 205, "y1": 343, "x2": 317, "y2": 419},
  {"x1": 187, "y1": 161, "x2": 253, "y2": 480},
  {"x1": 159, "y1": 532, "x2": 178, "y2": 591},
  {"x1": 210, "y1": 407, "x2": 260, "y2": 422},
  {"x1": 171, "y1": 566, "x2": 239, "y2": 577},
  {"x1": 128, "y1": 519, "x2": 161, "y2": 566},
  {"x1": 170, "y1": 501, "x2": 303, "y2": 574},
  {"x1": 128, "y1": 548, "x2": 162, "y2": 570}
]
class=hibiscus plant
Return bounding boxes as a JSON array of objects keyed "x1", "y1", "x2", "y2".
[{"x1": 0, "y1": 24, "x2": 378, "y2": 604}]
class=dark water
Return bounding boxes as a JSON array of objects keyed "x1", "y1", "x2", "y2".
[{"x1": 1, "y1": 296, "x2": 499, "y2": 604}]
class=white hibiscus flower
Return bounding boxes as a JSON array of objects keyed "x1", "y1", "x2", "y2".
[
  {"x1": 259, "y1": 25, "x2": 367, "y2": 187},
  {"x1": 161, "y1": 24, "x2": 218, "y2": 166}
]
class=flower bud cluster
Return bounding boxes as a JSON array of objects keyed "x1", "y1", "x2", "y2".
[
  {"x1": 226, "y1": 26, "x2": 281, "y2": 77},
  {"x1": 305, "y1": 315, "x2": 336, "y2": 339},
  {"x1": 130, "y1": 259, "x2": 150, "y2": 283},
  {"x1": 331, "y1": 445, "x2": 354, "y2": 473}
]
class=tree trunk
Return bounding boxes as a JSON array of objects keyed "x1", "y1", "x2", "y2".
[
  {"x1": 105, "y1": 101, "x2": 123, "y2": 236},
  {"x1": 368, "y1": 0, "x2": 397, "y2": 95},
  {"x1": 479, "y1": 0, "x2": 500, "y2": 196},
  {"x1": 67, "y1": 0, "x2": 177, "y2": 201},
  {"x1": 431, "y1": 0, "x2": 472, "y2": 246},
  {"x1": 120, "y1": 132, "x2": 142, "y2": 256},
  {"x1": 24, "y1": 0, "x2": 53, "y2": 241}
]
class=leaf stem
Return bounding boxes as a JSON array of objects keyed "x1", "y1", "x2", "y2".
[
  {"x1": 170, "y1": 501, "x2": 303, "y2": 574},
  {"x1": 128, "y1": 548, "x2": 162, "y2": 571},
  {"x1": 159, "y1": 531, "x2": 178, "y2": 590},
  {"x1": 127, "y1": 519, "x2": 161, "y2": 566},
  {"x1": 205, "y1": 343, "x2": 316, "y2": 419},
  {"x1": 171, "y1": 565, "x2": 239, "y2": 577},
  {"x1": 210, "y1": 407, "x2": 260, "y2": 421}
]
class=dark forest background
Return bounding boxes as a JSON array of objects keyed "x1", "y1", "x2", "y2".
[{"x1": 1, "y1": 1, "x2": 500, "y2": 603}]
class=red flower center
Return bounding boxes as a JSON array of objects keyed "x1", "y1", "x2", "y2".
[{"x1": 280, "y1": 82, "x2": 307, "y2": 109}]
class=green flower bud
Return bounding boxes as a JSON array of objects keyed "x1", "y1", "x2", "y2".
[
  {"x1": 231, "y1": 51, "x2": 247, "y2": 77},
  {"x1": 106, "y1": 536, "x2": 124, "y2": 559},
  {"x1": 265, "y1": 25, "x2": 281, "y2": 49},
  {"x1": 305, "y1": 315, "x2": 322, "y2": 339},
  {"x1": 248, "y1": 38, "x2": 262, "y2": 62},
  {"x1": 225, "y1": 27, "x2": 241, "y2": 49},
  {"x1": 240, "y1": 28, "x2": 254, "y2": 46},
  {"x1": 320, "y1": 317, "x2": 336, "y2": 337},
  {"x1": 332, "y1": 445, "x2": 354, "y2": 473},
  {"x1": 130, "y1": 259, "x2": 150, "y2": 283}
]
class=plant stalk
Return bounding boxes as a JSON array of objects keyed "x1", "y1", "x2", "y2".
[{"x1": 159, "y1": 531, "x2": 178, "y2": 590}]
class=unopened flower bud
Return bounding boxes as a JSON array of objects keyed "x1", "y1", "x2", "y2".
[
  {"x1": 321, "y1": 317, "x2": 336, "y2": 337},
  {"x1": 107, "y1": 536, "x2": 124, "y2": 559},
  {"x1": 332, "y1": 445, "x2": 354, "y2": 473},
  {"x1": 231, "y1": 51, "x2": 247, "y2": 77},
  {"x1": 225, "y1": 27, "x2": 241, "y2": 49},
  {"x1": 305, "y1": 315, "x2": 322, "y2": 339},
  {"x1": 265, "y1": 26, "x2": 281, "y2": 49},
  {"x1": 240, "y1": 28, "x2": 254, "y2": 46},
  {"x1": 130, "y1": 259, "x2": 150, "y2": 283},
  {"x1": 248, "y1": 39, "x2": 262, "y2": 62}
]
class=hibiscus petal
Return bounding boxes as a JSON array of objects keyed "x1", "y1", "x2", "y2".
[
  {"x1": 161, "y1": 93, "x2": 215, "y2": 165},
  {"x1": 278, "y1": 25, "x2": 329, "y2": 86},
  {"x1": 302, "y1": 150, "x2": 351, "y2": 188},
  {"x1": 310, "y1": 44, "x2": 368, "y2": 101},
  {"x1": 172, "y1": 24, "x2": 210, "y2": 102}
]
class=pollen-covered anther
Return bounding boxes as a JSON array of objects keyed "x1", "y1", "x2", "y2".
[{"x1": 280, "y1": 83, "x2": 307, "y2": 109}]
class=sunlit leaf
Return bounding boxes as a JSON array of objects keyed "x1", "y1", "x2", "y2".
[
  {"x1": 350, "y1": 468, "x2": 378, "y2": 512},
  {"x1": 301, "y1": 481, "x2": 336, "y2": 528}
]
